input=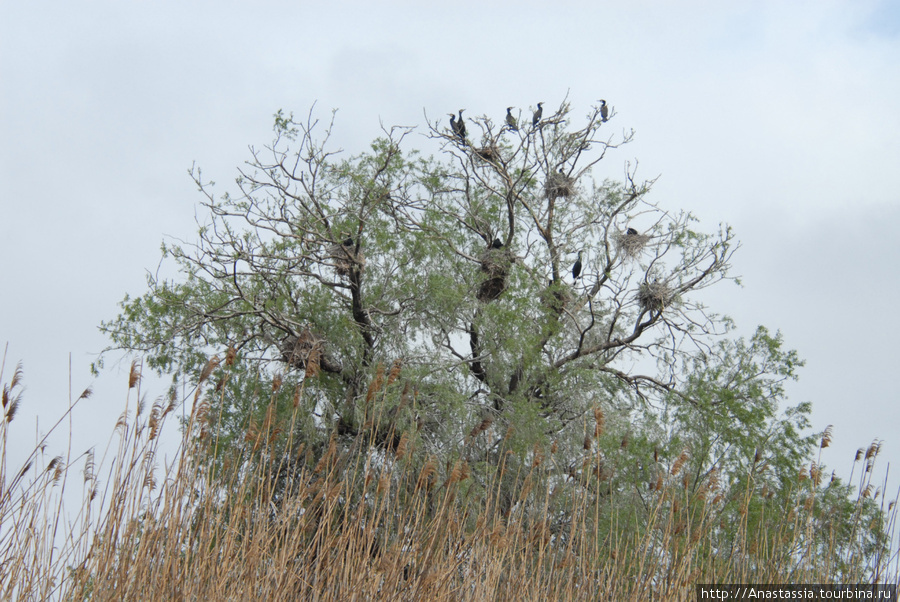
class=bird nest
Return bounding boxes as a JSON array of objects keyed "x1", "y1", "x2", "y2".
[
  {"x1": 636, "y1": 280, "x2": 674, "y2": 312},
  {"x1": 545, "y1": 172, "x2": 575, "y2": 199},
  {"x1": 477, "y1": 247, "x2": 514, "y2": 302},
  {"x1": 474, "y1": 145, "x2": 500, "y2": 163},
  {"x1": 477, "y1": 276, "x2": 506, "y2": 302},
  {"x1": 479, "y1": 247, "x2": 513, "y2": 277},
  {"x1": 617, "y1": 229, "x2": 651, "y2": 259},
  {"x1": 280, "y1": 329, "x2": 325, "y2": 374},
  {"x1": 327, "y1": 241, "x2": 365, "y2": 277}
]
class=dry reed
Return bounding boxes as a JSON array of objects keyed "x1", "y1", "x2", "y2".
[{"x1": 1, "y1": 353, "x2": 897, "y2": 601}]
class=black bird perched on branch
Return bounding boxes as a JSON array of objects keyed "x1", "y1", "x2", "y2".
[
  {"x1": 572, "y1": 251, "x2": 582, "y2": 281},
  {"x1": 491, "y1": 238, "x2": 503, "y2": 249},
  {"x1": 599, "y1": 99, "x2": 609, "y2": 123},
  {"x1": 532, "y1": 102, "x2": 544, "y2": 127},
  {"x1": 457, "y1": 109, "x2": 467, "y2": 142},
  {"x1": 448, "y1": 113, "x2": 459, "y2": 138},
  {"x1": 343, "y1": 235, "x2": 354, "y2": 247},
  {"x1": 505, "y1": 107, "x2": 518, "y2": 131},
  {"x1": 449, "y1": 112, "x2": 466, "y2": 143}
]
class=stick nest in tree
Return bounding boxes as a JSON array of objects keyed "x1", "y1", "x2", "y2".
[
  {"x1": 617, "y1": 229, "x2": 651, "y2": 259},
  {"x1": 477, "y1": 247, "x2": 514, "y2": 302},
  {"x1": 280, "y1": 329, "x2": 325, "y2": 375},
  {"x1": 545, "y1": 171, "x2": 575, "y2": 199},
  {"x1": 328, "y1": 241, "x2": 365, "y2": 277},
  {"x1": 474, "y1": 145, "x2": 500, "y2": 163},
  {"x1": 637, "y1": 280, "x2": 673, "y2": 312}
]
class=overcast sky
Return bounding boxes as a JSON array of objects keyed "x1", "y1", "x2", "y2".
[{"x1": 2, "y1": 1, "x2": 899, "y2": 492}]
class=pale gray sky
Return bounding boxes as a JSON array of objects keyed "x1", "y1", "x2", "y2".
[{"x1": 2, "y1": 1, "x2": 899, "y2": 487}]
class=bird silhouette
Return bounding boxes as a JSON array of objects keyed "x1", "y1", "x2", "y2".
[
  {"x1": 532, "y1": 102, "x2": 544, "y2": 127},
  {"x1": 505, "y1": 107, "x2": 518, "y2": 131},
  {"x1": 448, "y1": 113, "x2": 459, "y2": 138}
]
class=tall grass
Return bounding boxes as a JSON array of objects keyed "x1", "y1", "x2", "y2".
[{"x1": 1, "y1": 354, "x2": 897, "y2": 600}]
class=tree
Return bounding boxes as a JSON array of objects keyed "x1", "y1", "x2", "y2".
[{"x1": 100, "y1": 100, "x2": 826, "y2": 554}]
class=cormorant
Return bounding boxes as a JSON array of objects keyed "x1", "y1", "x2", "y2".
[
  {"x1": 505, "y1": 107, "x2": 518, "y2": 131},
  {"x1": 491, "y1": 238, "x2": 503, "y2": 249},
  {"x1": 626, "y1": 227, "x2": 638, "y2": 236},
  {"x1": 448, "y1": 113, "x2": 459, "y2": 138},
  {"x1": 572, "y1": 251, "x2": 582, "y2": 281},
  {"x1": 457, "y1": 109, "x2": 467, "y2": 142},
  {"x1": 599, "y1": 99, "x2": 609, "y2": 123},
  {"x1": 343, "y1": 235, "x2": 354, "y2": 247},
  {"x1": 532, "y1": 102, "x2": 544, "y2": 127}
]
